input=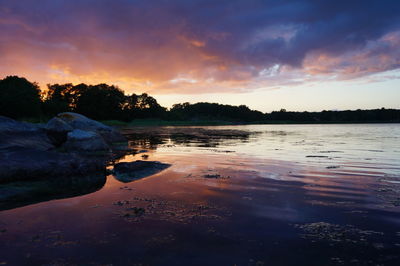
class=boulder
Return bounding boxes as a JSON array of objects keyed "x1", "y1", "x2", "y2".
[
  {"x1": 0, "y1": 116, "x2": 53, "y2": 151},
  {"x1": 45, "y1": 117, "x2": 74, "y2": 146},
  {"x1": 0, "y1": 147, "x2": 105, "y2": 183},
  {"x1": 0, "y1": 116, "x2": 38, "y2": 132},
  {"x1": 57, "y1": 112, "x2": 126, "y2": 143},
  {"x1": 113, "y1": 160, "x2": 171, "y2": 183},
  {"x1": 0, "y1": 115, "x2": 127, "y2": 185},
  {"x1": 63, "y1": 129, "x2": 110, "y2": 152},
  {"x1": 46, "y1": 117, "x2": 74, "y2": 132}
]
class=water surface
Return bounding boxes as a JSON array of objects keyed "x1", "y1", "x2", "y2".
[{"x1": 1, "y1": 124, "x2": 400, "y2": 265}]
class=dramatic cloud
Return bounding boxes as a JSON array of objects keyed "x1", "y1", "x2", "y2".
[{"x1": 0, "y1": 0, "x2": 399, "y2": 94}]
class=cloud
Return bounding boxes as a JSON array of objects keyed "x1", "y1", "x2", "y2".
[
  {"x1": 303, "y1": 31, "x2": 400, "y2": 79},
  {"x1": 0, "y1": 0, "x2": 399, "y2": 94}
]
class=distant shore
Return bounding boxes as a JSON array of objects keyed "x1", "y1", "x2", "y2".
[
  {"x1": 2, "y1": 76, "x2": 400, "y2": 127},
  {"x1": 102, "y1": 119, "x2": 400, "y2": 127}
]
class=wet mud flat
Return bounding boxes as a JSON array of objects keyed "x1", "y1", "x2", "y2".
[{"x1": 1, "y1": 124, "x2": 400, "y2": 265}]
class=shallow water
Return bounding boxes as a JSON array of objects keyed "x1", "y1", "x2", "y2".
[{"x1": 1, "y1": 124, "x2": 400, "y2": 265}]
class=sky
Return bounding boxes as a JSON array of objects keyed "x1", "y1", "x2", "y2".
[{"x1": 0, "y1": 0, "x2": 399, "y2": 112}]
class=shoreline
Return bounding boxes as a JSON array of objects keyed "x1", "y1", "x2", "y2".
[{"x1": 102, "y1": 119, "x2": 400, "y2": 127}]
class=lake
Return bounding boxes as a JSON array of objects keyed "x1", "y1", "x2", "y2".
[{"x1": 1, "y1": 124, "x2": 400, "y2": 265}]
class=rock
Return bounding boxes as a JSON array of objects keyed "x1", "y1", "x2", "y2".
[
  {"x1": 0, "y1": 117, "x2": 107, "y2": 184},
  {"x1": 122, "y1": 207, "x2": 145, "y2": 218},
  {"x1": 294, "y1": 222, "x2": 384, "y2": 244},
  {"x1": 0, "y1": 116, "x2": 39, "y2": 133},
  {"x1": 0, "y1": 147, "x2": 105, "y2": 183},
  {"x1": 46, "y1": 117, "x2": 74, "y2": 132},
  {"x1": 0, "y1": 115, "x2": 127, "y2": 186},
  {"x1": 203, "y1": 173, "x2": 229, "y2": 179},
  {"x1": 113, "y1": 160, "x2": 171, "y2": 183},
  {"x1": 57, "y1": 112, "x2": 108, "y2": 129},
  {"x1": 45, "y1": 117, "x2": 74, "y2": 146},
  {"x1": 63, "y1": 129, "x2": 110, "y2": 152},
  {"x1": 57, "y1": 112, "x2": 126, "y2": 143},
  {"x1": 0, "y1": 116, "x2": 53, "y2": 151},
  {"x1": 204, "y1": 174, "x2": 221, "y2": 179}
]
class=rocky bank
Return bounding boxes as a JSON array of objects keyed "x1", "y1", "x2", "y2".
[{"x1": 0, "y1": 112, "x2": 126, "y2": 183}]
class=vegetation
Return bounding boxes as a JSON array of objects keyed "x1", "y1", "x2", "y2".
[
  {"x1": 0, "y1": 76, "x2": 42, "y2": 119},
  {"x1": 41, "y1": 81, "x2": 165, "y2": 121},
  {"x1": 170, "y1": 102, "x2": 265, "y2": 122},
  {"x1": 1, "y1": 75, "x2": 399, "y2": 124},
  {"x1": 265, "y1": 108, "x2": 400, "y2": 123}
]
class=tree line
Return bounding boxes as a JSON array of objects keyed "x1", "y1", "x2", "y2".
[
  {"x1": 0, "y1": 76, "x2": 399, "y2": 123},
  {"x1": 0, "y1": 76, "x2": 166, "y2": 121}
]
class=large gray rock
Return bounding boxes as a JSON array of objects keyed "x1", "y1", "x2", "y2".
[
  {"x1": 0, "y1": 116, "x2": 53, "y2": 151},
  {"x1": 45, "y1": 117, "x2": 74, "y2": 146},
  {"x1": 63, "y1": 129, "x2": 110, "y2": 152},
  {"x1": 46, "y1": 117, "x2": 74, "y2": 132},
  {"x1": 0, "y1": 147, "x2": 105, "y2": 183},
  {"x1": 0, "y1": 116, "x2": 38, "y2": 133},
  {"x1": 57, "y1": 112, "x2": 126, "y2": 143},
  {"x1": 0, "y1": 115, "x2": 126, "y2": 185},
  {"x1": 0, "y1": 116, "x2": 106, "y2": 179},
  {"x1": 57, "y1": 112, "x2": 110, "y2": 131}
]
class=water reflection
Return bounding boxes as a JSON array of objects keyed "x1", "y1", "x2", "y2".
[
  {"x1": 0, "y1": 124, "x2": 400, "y2": 265},
  {"x1": 113, "y1": 161, "x2": 171, "y2": 183},
  {"x1": 122, "y1": 127, "x2": 253, "y2": 150},
  {"x1": 0, "y1": 174, "x2": 106, "y2": 211}
]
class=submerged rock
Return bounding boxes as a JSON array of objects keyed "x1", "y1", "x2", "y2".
[
  {"x1": 122, "y1": 207, "x2": 146, "y2": 218},
  {"x1": 294, "y1": 222, "x2": 384, "y2": 245},
  {"x1": 63, "y1": 129, "x2": 110, "y2": 152},
  {"x1": 203, "y1": 173, "x2": 230, "y2": 179},
  {"x1": 113, "y1": 160, "x2": 171, "y2": 183},
  {"x1": 204, "y1": 174, "x2": 222, "y2": 179}
]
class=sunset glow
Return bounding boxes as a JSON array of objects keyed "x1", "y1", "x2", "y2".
[
  {"x1": 1, "y1": 0, "x2": 399, "y2": 111},
  {"x1": 2, "y1": 2, "x2": 400, "y2": 265}
]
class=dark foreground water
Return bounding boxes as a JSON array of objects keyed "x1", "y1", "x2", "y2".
[{"x1": 1, "y1": 124, "x2": 400, "y2": 265}]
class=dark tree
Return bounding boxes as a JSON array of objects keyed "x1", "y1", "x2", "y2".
[
  {"x1": 42, "y1": 83, "x2": 73, "y2": 116},
  {"x1": 169, "y1": 102, "x2": 265, "y2": 122},
  {"x1": 1, "y1": 76, "x2": 399, "y2": 123},
  {"x1": 121, "y1": 94, "x2": 139, "y2": 121},
  {"x1": 0, "y1": 76, "x2": 42, "y2": 119},
  {"x1": 42, "y1": 83, "x2": 89, "y2": 116},
  {"x1": 135, "y1": 93, "x2": 166, "y2": 118},
  {"x1": 74, "y1": 84, "x2": 125, "y2": 120},
  {"x1": 122, "y1": 93, "x2": 166, "y2": 120}
]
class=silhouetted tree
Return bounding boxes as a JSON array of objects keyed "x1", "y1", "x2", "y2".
[
  {"x1": 1, "y1": 76, "x2": 399, "y2": 123},
  {"x1": 74, "y1": 84, "x2": 126, "y2": 120},
  {"x1": 42, "y1": 83, "x2": 73, "y2": 116},
  {"x1": 136, "y1": 93, "x2": 166, "y2": 118},
  {"x1": 122, "y1": 93, "x2": 166, "y2": 120},
  {"x1": 0, "y1": 76, "x2": 42, "y2": 119},
  {"x1": 169, "y1": 102, "x2": 265, "y2": 122},
  {"x1": 42, "y1": 83, "x2": 90, "y2": 116}
]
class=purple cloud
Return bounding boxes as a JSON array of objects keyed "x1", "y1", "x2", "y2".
[{"x1": 0, "y1": 0, "x2": 399, "y2": 93}]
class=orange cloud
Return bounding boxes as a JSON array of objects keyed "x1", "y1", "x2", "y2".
[{"x1": 1, "y1": 1, "x2": 399, "y2": 96}]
